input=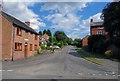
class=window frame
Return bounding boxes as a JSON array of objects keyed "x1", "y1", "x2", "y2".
[
  {"x1": 34, "y1": 44, "x2": 37, "y2": 51},
  {"x1": 35, "y1": 35, "x2": 38, "y2": 40},
  {"x1": 16, "y1": 27, "x2": 22, "y2": 36},
  {"x1": 15, "y1": 42, "x2": 22, "y2": 51}
]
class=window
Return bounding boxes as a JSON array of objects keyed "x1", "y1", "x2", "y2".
[
  {"x1": 15, "y1": 43, "x2": 22, "y2": 51},
  {"x1": 97, "y1": 31, "x2": 104, "y2": 35},
  {"x1": 34, "y1": 44, "x2": 37, "y2": 50},
  {"x1": 35, "y1": 35, "x2": 38, "y2": 40},
  {"x1": 16, "y1": 27, "x2": 22, "y2": 36},
  {"x1": 30, "y1": 44, "x2": 32, "y2": 51}
]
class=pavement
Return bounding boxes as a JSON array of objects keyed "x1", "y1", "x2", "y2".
[{"x1": 2, "y1": 46, "x2": 119, "y2": 79}]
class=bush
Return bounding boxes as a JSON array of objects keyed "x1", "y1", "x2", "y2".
[
  {"x1": 36, "y1": 49, "x2": 42, "y2": 55},
  {"x1": 41, "y1": 44, "x2": 46, "y2": 50},
  {"x1": 57, "y1": 42, "x2": 61, "y2": 47},
  {"x1": 46, "y1": 46, "x2": 52, "y2": 50},
  {"x1": 88, "y1": 35, "x2": 106, "y2": 53},
  {"x1": 105, "y1": 50, "x2": 112, "y2": 57}
]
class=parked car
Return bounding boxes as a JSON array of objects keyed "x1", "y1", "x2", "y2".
[{"x1": 53, "y1": 46, "x2": 60, "y2": 49}]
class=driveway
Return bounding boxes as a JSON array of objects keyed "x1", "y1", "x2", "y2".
[{"x1": 2, "y1": 46, "x2": 119, "y2": 79}]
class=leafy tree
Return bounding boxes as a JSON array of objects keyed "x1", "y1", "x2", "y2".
[
  {"x1": 46, "y1": 29, "x2": 52, "y2": 36},
  {"x1": 54, "y1": 31, "x2": 68, "y2": 43},
  {"x1": 73, "y1": 38, "x2": 82, "y2": 47},
  {"x1": 101, "y1": 2, "x2": 120, "y2": 37},
  {"x1": 43, "y1": 29, "x2": 47, "y2": 34},
  {"x1": 49, "y1": 36, "x2": 57, "y2": 43},
  {"x1": 88, "y1": 35, "x2": 106, "y2": 53},
  {"x1": 39, "y1": 31, "x2": 42, "y2": 36},
  {"x1": 67, "y1": 38, "x2": 73, "y2": 45}
]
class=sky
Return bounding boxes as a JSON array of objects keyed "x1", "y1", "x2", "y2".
[{"x1": 2, "y1": 1, "x2": 112, "y2": 39}]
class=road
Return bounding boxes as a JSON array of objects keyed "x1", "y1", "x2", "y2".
[{"x1": 2, "y1": 46, "x2": 119, "y2": 79}]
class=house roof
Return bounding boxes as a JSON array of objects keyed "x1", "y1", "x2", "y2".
[
  {"x1": 1, "y1": 11, "x2": 38, "y2": 35},
  {"x1": 90, "y1": 22, "x2": 103, "y2": 27}
]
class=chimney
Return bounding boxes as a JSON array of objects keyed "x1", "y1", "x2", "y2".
[
  {"x1": 25, "y1": 21, "x2": 30, "y2": 27},
  {"x1": 90, "y1": 19, "x2": 93, "y2": 23}
]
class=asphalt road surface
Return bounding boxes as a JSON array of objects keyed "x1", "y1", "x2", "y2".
[{"x1": 2, "y1": 46, "x2": 119, "y2": 79}]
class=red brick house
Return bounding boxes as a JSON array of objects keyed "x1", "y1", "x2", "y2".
[
  {"x1": 82, "y1": 35, "x2": 89, "y2": 47},
  {"x1": 1, "y1": 11, "x2": 39, "y2": 61},
  {"x1": 90, "y1": 19, "x2": 109, "y2": 39},
  {"x1": 82, "y1": 19, "x2": 109, "y2": 47},
  {"x1": 90, "y1": 19, "x2": 105, "y2": 35}
]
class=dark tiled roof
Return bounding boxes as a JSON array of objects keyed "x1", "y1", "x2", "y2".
[
  {"x1": 1, "y1": 11, "x2": 38, "y2": 35},
  {"x1": 90, "y1": 22, "x2": 103, "y2": 27}
]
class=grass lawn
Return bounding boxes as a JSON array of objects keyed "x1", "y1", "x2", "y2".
[{"x1": 76, "y1": 48, "x2": 104, "y2": 65}]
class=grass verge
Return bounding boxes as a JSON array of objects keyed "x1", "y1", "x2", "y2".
[{"x1": 76, "y1": 48, "x2": 103, "y2": 65}]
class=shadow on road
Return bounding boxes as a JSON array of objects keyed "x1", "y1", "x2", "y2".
[{"x1": 68, "y1": 51, "x2": 81, "y2": 57}]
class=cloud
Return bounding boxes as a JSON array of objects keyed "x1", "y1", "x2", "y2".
[
  {"x1": 3, "y1": 2, "x2": 45, "y2": 32},
  {"x1": 67, "y1": 12, "x2": 103, "y2": 39},
  {"x1": 43, "y1": 3, "x2": 90, "y2": 32},
  {"x1": 42, "y1": 2, "x2": 94, "y2": 39},
  {"x1": 45, "y1": 13, "x2": 80, "y2": 32},
  {"x1": 41, "y1": 2, "x2": 89, "y2": 15},
  {"x1": 80, "y1": 12, "x2": 103, "y2": 29}
]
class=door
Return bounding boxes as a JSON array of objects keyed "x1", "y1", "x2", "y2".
[{"x1": 24, "y1": 45, "x2": 28, "y2": 57}]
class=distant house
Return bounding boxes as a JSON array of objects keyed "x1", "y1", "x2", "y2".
[
  {"x1": 82, "y1": 19, "x2": 109, "y2": 47},
  {"x1": 90, "y1": 19, "x2": 109, "y2": 38},
  {"x1": 39, "y1": 36, "x2": 49, "y2": 46},
  {"x1": 42, "y1": 34, "x2": 50, "y2": 40},
  {"x1": 1, "y1": 11, "x2": 39, "y2": 61},
  {"x1": 82, "y1": 35, "x2": 89, "y2": 47}
]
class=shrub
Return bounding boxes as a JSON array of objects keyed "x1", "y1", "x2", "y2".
[
  {"x1": 41, "y1": 44, "x2": 46, "y2": 50},
  {"x1": 57, "y1": 42, "x2": 61, "y2": 46},
  {"x1": 46, "y1": 46, "x2": 52, "y2": 50},
  {"x1": 88, "y1": 35, "x2": 106, "y2": 53},
  {"x1": 36, "y1": 49, "x2": 42, "y2": 55},
  {"x1": 105, "y1": 50, "x2": 112, "y2": 57}
]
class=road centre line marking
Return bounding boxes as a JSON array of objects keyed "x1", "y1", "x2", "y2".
[
  {"x1": 0, "y1": 70, "x2": 13, "y2": 72},
  {"x1": 78, "y1": 73, "x2": 83, "y2": 75},
  {"x1": 0, "y1": 70, "x2": 5, "y2": 71},
  {"x1": 92, "y1": 74, "x2": 96, "y2": 76},
  {"x1": 99, "y1": 74, "x2": 102, "y2": 76},
  {"x1": 118, "y1": 75, "x2": 120, "y2": 76},
  {"x1": 7, "y1": 70, "x2": 13, "y2": 71},
  {"x1": 105, "y1": 74, "x2": 108, "y2": 76}
]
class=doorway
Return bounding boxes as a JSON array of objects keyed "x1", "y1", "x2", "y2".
[{"x1": 24, "y1": 44, "x2": 28, "y2": 57}]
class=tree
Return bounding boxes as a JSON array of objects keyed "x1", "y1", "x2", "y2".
[
  {"x1": 88, "y1": 35, "x2": 106, "y2": 53},
  {"x1": 39, "y1": 31, "x2": 42, "y2": 36},
  {"x1": 73, "y1": 38, "x2": 82, "y2": 47},
  {"x1": 43, "y1": 29, "x2": 47, "y2": 34},
  {"x1": 49, "y1": 36, "x2": 57, "y2": 43},
  {"x1": 101, "y1": 2, "x2": 120, "y2": 37},
  {"x1": 46, "y1": 29, "x2": 52, "y2": 36},
  {"x1": 101, "y1": 2, "x2": 120, "y2": 49},
  {"x1": 54, "y1": 31, "x2": 68, "y2": 43},
  {"x1": 67, "y1": 38, "x2": 73, "y2": 45}
]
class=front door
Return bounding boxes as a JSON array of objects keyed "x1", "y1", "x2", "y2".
[{"x1": 24, "y1": 45, "x2": 28, "y2": 57}]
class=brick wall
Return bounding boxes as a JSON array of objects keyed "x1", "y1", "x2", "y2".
[
  {"x1": 1, "y1": 14, "x2": 13, "y2": 61},
  {"x1": 1, "y1": 14, "x2": 39, "y2": 61},
  {"x1": 13, "y1": 26, "x2": 39, "y2": 60},
  {"x1": 91, "y1": 27, "x2": 105, "y2": 35},
  {"x1": 82, "y1": 35, "x2": 89, "y2": 47}
]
